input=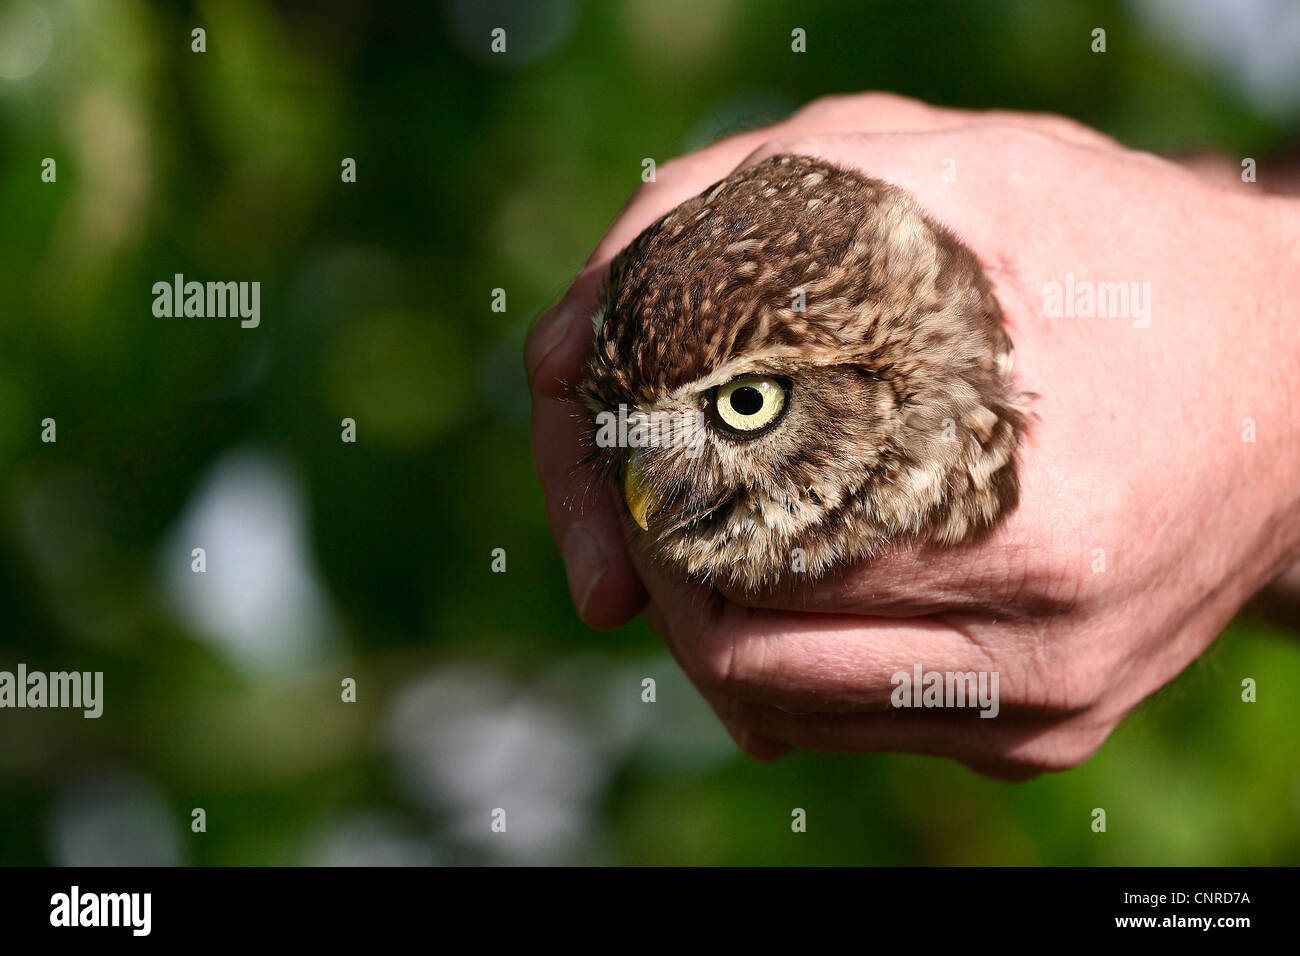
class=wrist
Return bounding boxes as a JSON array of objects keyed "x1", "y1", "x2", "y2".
[{"x1": 1245, "y1": 192, "x2": 1300, "y2": 580}]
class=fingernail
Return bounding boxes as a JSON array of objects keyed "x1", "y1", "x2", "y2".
[
  {"x1": 528, "y1": 304, "x2": 578, "y2": 381},
  {"x1": 562, "y1": 523, "x2": 606, "y2": 621}
]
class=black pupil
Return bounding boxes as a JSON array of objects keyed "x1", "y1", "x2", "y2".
[{"x1": 729, "y1": 386, "x2": 764, "y2": 416}]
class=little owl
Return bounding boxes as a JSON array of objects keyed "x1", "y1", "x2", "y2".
[{"x1": 580, "y1": 154, "x2": 1027, "y2": 591}]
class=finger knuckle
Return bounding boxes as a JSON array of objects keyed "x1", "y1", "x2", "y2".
[
  {"x1": 797, "y1": 90, "x2": 922, "y2": 119},
  {"x1": 693, "y1": 614, "x2": 771, "y2": 700},
  {"x1": 1037, "y1": 112, "x2": 1110, "y2": 145},
  {"x1": 1006, "y1": 727, "x2": 1106, "y2": 772},
  {"x1": 793, "y1": 93, "x2": 851, "y2": 118},
  {"x1": 696, "y1": 639, "x2": 740, "y2": 697}
]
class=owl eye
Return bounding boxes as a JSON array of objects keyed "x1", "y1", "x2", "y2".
[{"x1": 711, "y1": 375, "x2": 788, "y2": 436}]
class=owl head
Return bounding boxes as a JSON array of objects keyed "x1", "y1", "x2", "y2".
[{"x1": 579, "y1": 154, "x2": 1025, "y2": 592}]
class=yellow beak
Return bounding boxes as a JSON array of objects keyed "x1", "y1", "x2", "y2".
[{"x1": 623, "y1": 456, "x2": 656, "y2": 531}]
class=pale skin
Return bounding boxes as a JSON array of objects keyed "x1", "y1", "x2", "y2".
[{"x1": 526, "y1": 93, "x2": 1300, "y2": 779}]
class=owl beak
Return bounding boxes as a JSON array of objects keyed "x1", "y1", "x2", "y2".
[{"x1": 623, "y1": 455, "x2": 657, "y2": 531}]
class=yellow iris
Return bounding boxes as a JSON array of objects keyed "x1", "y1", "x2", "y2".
[{"x1": 715, "y1": 375, "x2": 786, "y2": 433}]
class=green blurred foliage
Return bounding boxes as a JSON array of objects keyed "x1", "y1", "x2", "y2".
[{"x1": 0, "y1": 0, "x2": 1296, "y2": 865}]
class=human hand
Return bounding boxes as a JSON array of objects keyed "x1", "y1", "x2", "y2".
[{"x1": 526, "y1": 93, "x2": 1300, "y2": 778}]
